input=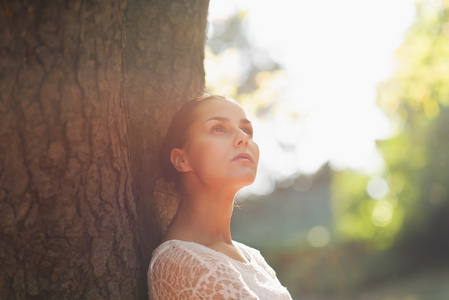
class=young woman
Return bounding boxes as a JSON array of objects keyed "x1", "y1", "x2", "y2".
[{"x1": 148, "y1": 94, "x2": 292, "y2": 299}]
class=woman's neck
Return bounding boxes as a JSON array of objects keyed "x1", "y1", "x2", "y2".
[{"x1": 163, "y1": 186, "x2": 237, "y2": 246}]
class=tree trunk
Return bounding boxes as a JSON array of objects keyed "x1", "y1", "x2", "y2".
[
  {"x1": 0, "y1": 0, "x2": 209, "y2": 299},
  {"x1": 125, "y1": 0, "x2": 209, "y2": 295}
]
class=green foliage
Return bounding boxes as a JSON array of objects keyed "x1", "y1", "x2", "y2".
[{"x1": 332, "y1": 0, "x2": 449, "y2": 251}]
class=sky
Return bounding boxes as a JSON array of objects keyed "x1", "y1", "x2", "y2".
[{"x1": 207, "y1": 0, "x2": 417, "y2": 196}]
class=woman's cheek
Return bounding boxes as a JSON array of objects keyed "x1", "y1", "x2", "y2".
[{"x1": 251, "y1": 142, "x2": 260, "y2": 164}]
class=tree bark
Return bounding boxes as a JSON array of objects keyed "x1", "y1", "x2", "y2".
[
  {"x1": 0, "y1": 0, "x2": 209, "y2": 299},
  {"x1": 125, "y1": 0, "x2": 209, "y2": 295}
]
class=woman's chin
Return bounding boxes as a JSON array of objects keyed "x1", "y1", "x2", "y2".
[
  {"x1": 205, "y1": 172, "x2": 257, "y2": 189},
  {"x1": 234, "y1": 174, "x2": 257, "y2": 188}
]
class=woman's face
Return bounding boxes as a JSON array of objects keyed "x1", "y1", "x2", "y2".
[{"x1": 177, "y1": 98, "x2": 259, "y2": 188}]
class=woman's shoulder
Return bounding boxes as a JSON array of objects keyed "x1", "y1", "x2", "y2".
[
  {"x1": 233, "y1": 241, "x2": 260, "y2": 254},
  {"x1": 150, "y1": 240, "x2": 204, "y2": 272},
  {"x1": 151, "y1": 240, "x2": 207, "y2": 261},
  {"x1": 233, "y1": 241, "x2": 278, "y2": 278},
  {"x1": 150, "y1": 240, "x2": 228, "y2": 270},
  {"x1": 233, "y1": 241, "x2": 265, "y2": 262}
]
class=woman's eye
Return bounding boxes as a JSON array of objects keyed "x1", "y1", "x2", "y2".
[
  {"x1": 211, "y1": 125, "x2": 227, "y2": 133},
  {"x1": 242, "y1": 128, "x2": 253, "y2": 137}
]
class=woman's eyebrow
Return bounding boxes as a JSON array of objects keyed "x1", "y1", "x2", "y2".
[
  {"x1": 202, "y1": 116, "x2": 228, "y2": 124},
  {"x1": 203, "y1": 116, "x2": 252, "y2": 124}
]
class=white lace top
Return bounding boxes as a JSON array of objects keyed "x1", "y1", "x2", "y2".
[{"x1": 148, "y1": 240, "x2": 292, "y2": 299}]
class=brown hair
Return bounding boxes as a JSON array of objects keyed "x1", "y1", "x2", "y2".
[{"x1": 159, "y1": 94, "x2": 227, "y2": 186}]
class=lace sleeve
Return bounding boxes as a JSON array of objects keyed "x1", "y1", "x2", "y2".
[{"x1": 148, "y1": 243, "x2": 260, "y2": 300}]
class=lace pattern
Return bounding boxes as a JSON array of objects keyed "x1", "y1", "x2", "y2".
[{"x1": 148, "y1": 240, "x2": 292, "y2": 300}]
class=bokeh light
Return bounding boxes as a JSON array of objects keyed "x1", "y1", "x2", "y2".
[{"x1": 307, "y1": 226, "x2": 331, "y2": 247}]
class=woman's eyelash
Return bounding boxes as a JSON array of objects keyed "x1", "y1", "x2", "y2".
[
  {"x1": 211, "y1": 124, "x2": 227, "y2": 133},
  {"x1": 210, "y1": 123, "x2": 253, "y2": 137}
]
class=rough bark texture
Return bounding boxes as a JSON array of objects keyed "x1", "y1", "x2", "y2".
[
  {"x1": 125, "y1": 0, "x2": 209, "y2": 280},
  {"x1": 0, "y1": 0, "x2": 209, "y2": 299}
]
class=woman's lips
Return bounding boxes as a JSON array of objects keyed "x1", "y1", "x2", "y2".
[{"x1": 232, "y1": 153, "x2": 253, "y2": 162}]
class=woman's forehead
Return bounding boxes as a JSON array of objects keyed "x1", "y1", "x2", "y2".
[{"x1": 194, "y1": 98, "x2": 246, "y2": 121}]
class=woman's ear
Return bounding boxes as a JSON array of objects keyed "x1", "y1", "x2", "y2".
[{"x1": 170, "y1": 148, "x2": 191, "y2": 173}]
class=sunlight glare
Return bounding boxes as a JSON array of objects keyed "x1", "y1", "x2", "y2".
[{"x1": 207, "y1": 0, "x2": 416, "y2": 185}]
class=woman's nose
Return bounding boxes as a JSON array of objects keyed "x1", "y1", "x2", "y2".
[{"x1": 234, "y1": 129, "x2": 249, "y2": 147}]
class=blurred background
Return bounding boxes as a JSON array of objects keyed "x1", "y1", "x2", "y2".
[{"x1": 205, "y1": 0, "x2": 449, "y2": 299}]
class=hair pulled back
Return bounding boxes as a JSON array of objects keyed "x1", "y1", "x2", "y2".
[{"x1": 159, "y1": 94, "x2": 227, "y2": 185}]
